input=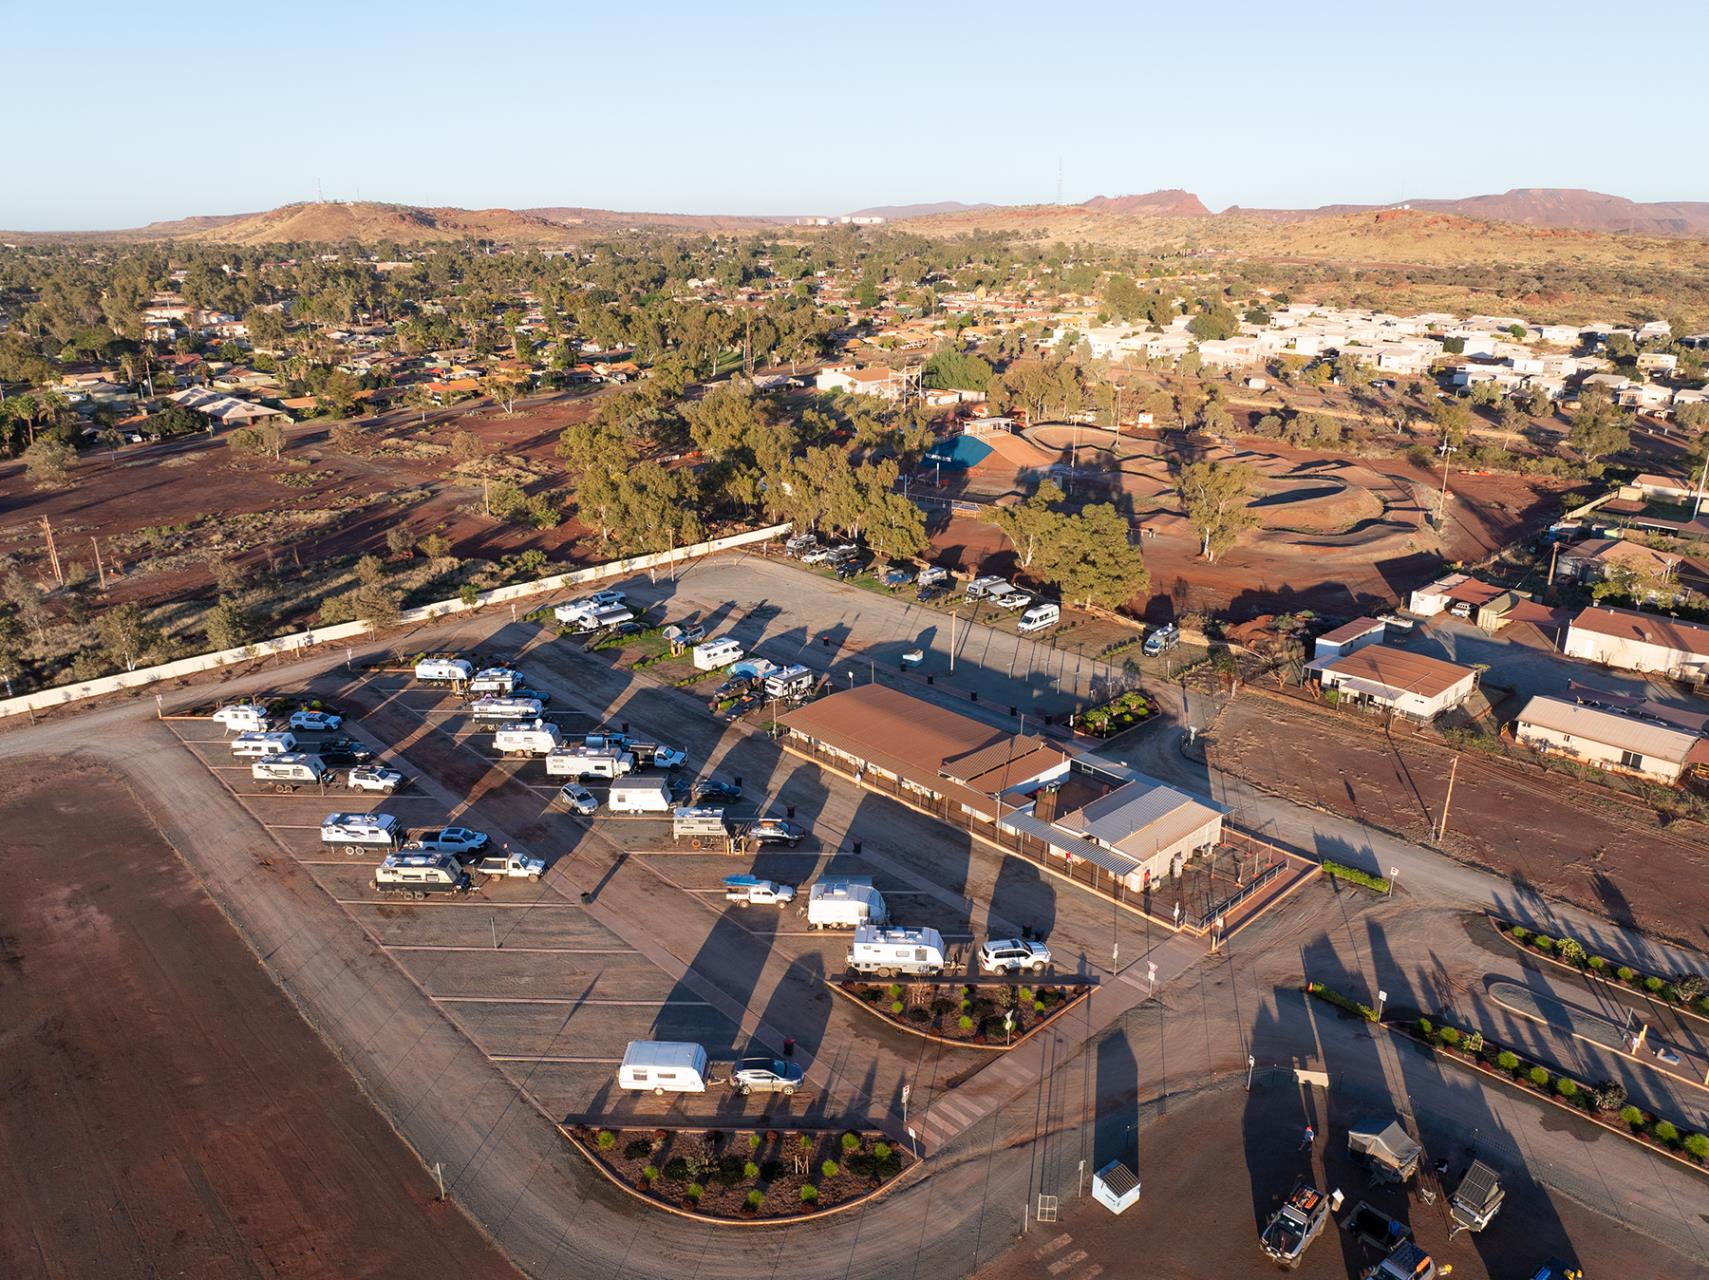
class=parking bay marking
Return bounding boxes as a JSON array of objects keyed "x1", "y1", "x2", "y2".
[{"x1": 434, "y1": 996, "x2": 712, "y2": 1006}]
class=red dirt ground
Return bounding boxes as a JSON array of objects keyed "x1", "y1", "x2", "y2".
[
  {"x1": 0, "y1": 760, "x2": 520, "y2": 1280},
  {"x1": 0, "y1": 390, "x2": 612, "y2": 612},
  {"x1": 928, "y1": 432, "x2": 1578, "y2": 620},
  {"x1": 1211, "y1": 693, "x2": 1709, "y2": 942}
]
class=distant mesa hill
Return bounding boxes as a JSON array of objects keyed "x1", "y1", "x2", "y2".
[
  {"x1": 1230, "y1": 188, "x2": 1709, "y2": 236},
  {"x1": 846, "y1": 201, "x2": 997, "y2": 221},
  {"x1": 1079, "y1": 189, "x2": 1213, "y2": 217},
  {"x1": 2, "y1": 202, "x2": 581, "y2": 246}
]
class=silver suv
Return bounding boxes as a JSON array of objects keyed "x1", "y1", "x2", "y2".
[
  {"x1": 730, "y1": 1056, "x2": 804, "y2": 1096},
  {"x1": 978, "y1": 938, "x2": 1052, "y2": 974}
]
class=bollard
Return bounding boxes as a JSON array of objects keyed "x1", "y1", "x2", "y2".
[
  {"x1": 1010, "y1": 705, "x2": 1017, "y2": 717},
  {"x1": 853, "y1": 840, "x2": 862, "y2": 854},
  {"x1": 926, "y1": 674, "x2": 934, "y2": 685},
  {"x1": 787, "y1": 804, "x2": 796, "y2": 819},
  {"x1": 621, "y1": 721, "x2": 629, "y2": 734},
  {"x1": 971, "y1": 690, "x2": 979, "y2": 702}
]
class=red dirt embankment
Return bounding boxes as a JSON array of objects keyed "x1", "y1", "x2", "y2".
[{"x1": 0, "y1": 761, "x2": 519, "y2": 1280}]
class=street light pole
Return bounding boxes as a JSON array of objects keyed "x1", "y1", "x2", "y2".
[{"x1": 1246, "y1": 1054, "x2": 1255, "y2": 1091}]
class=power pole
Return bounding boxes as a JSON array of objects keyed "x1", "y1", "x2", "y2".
[
  {"x1": 1436, "y1": 755, "x2": 1460, "y2": 844},
  {"x1": 1546, "y1": 541, "x2": 1560, "y2": 600},
  {"x1": 39, "y1": 518, "x2": 62, "y2": 585},
  {"x1": 91, "y1": 538, "x2": 107, "y2": 591}
]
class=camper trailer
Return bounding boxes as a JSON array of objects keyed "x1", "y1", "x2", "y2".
[
  {"x1": 672, "y1": 806, "x2": 729, "y2": 842},
  {"x1": 616, "y1": 1041, "x2": 709, "y2": 1095},
  {"x1": 493, "y1": 720, "x2": 564, "y2": 756},
  {"x1": 545, "y1": 746, "x2": 635, "y2": 779},
  {"x1": 470, "y1": 696, "x2": 545, "y2": 723},
  {"x1": 211, "y1": 703, "x2": 271, "y2": 733},
  {"x1": 807, "y1": 878, "x2": 888, "y2": 929},
  {"x1": 231, "y1": 731, "x2": 297, "y2": 758},
  {"x1": 763, "y1": 665, "x2": 815, "y2": 700},
  {"x1": 321, "y1": 812, "x2": 402, "y2": 855},
  {"x1": 846, "y1": 925, "x2": 948, "y2": 977},
  {"x1": 414, "y1": 657, "x2": 473, "y2": 684},
  {"x1": 610, "y1": 777, "x2": 674, "y2": 813},
  {"x1": 468, "y1": 667, "x2": 522, "y2": 695},
  {"x1": 251, "y1": 753, "x2": 329, "y2": 791}
]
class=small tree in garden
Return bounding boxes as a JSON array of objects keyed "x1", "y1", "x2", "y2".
[
  {"x1": 1593, "y1": 1081, "x2": 1627, "y2": 1112},
  {"x1": 1678, "y1": 974, "x2": 1707, "y2": 1002},
  {"x1": 1463, "y1": 1031, "x2": 1484, "y2": 1056},
  {"x1": 1558, "y1": 937, "x2": 1586, "y2": 966}
]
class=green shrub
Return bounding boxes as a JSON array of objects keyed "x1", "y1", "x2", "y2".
[
  {"x1": 1321, "y1": 860, "x2": 1390, "y2": 893},
  {"x1": 1644, "y1": 976, "x2": 1665, "y2": 994},
  {"x1": 1558, "y1": 938, "x2": 1586, "y2": 966},
  {"x1": 891, "y1": 1000, "x2": 904, "y2": 1015},
  {"x1": 1496, "y1": 1050, "x2": 1519, "y2": 1072},
  {"x1": 1528, "y1": 1066, "x2": 1550, "y2": 1088},
  {"x1": 874, "y1": 1142, "x2": 891, "y2": 1160},
  {"x1": 799, "y1": 1134, "x2": 814, "y2": 1151},
  {"x1": 1617, "y1": 966, "x2": 1636, "y2": 983},
  {"x1": 1556, "y1": 1078, "x2": 1578, "y2": 1101},
  {"x1": 1684, "y1": 1133, "x2": 1709, "y2": 1161},
  {"x1": 1034, "y1": 1000, "x2": 1046, "y2": 1013},
  {"x1": 1509, "y1": 926, "x2": 1529, "y2": 942},
  {"x1": 1677, "y1": 974, "x2": 1706, "y2": 1002},
  {"x1": 744, "y1": 1161, "x2": 759, "y2": 1179},
  {"x1": 1588, "y1": 956, "x2": 1608, "y2": 972},
  {"x1": 1593, "y1": 1081, "x2": 1627, "y2": 1112},
  {"x1": 1439, "y1": 1027, "x2": 1462, "y2": 1048},
  {"x1": 885, "y1": 984, "x2": 902, "y2": 1000},
  {"x1": 748, "y1": 1133, "x2": 761, "y2": 1151},
  {"x1": 821, "y1": 1159, "x2": 840, "y2": 1179},
  {"x1": 1532, "y1": 936, "x2": 1555, "y2": 953},
  {"x1": 1619, "y1": 1106, "x2": 1645, "y2": 1131},
  {"x1": 746, "y1": 1189, "x2": 765, "y2": 1209},
  {"x1": 1463, "y1": 1031, "x2": 1484, "y2": 1056},
  {"x1": 685, "y1": 1182, "x2": 704, "y2": 1202},
  {"x1": 642, "y1": 1165, "x2": 659, "y2": 1183},
  {"x1": 1653, "y1": 1121, "x2": 1679, "y2": 1145},
  {"x1": 959, "y1": 1015, "x2": 974, "y2": 1031},
  {"x1": 842, "y1": 1132, "x2": 861, "y2": 1153},
  {"x1": 712, "y1": 1156, "x2": 746, "y2": 1186},
  {"x1": 800, "y1": 1184, "x2": 818, "y2": 1204},
  {"x1": 907, "y1": 1005, "x2": 931, "y2": 1024},
  {"x1": 663, "y1": 1157, "x2": 690, "y2": 1181},
  {"x1": 596, "y1": 1130, "x2": 616, "y2": 1150},
  {"x1": 1418, "y1": 1018, "x2": 1435, "y2": 1039},
  {"x1": 623, "y1": 1138, "x2": 654, "y2": 1159}
]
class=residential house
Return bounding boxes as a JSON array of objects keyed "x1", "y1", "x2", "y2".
[
  {"x1": 1512, "y1": 695, "x2": 1709, "y2": 784},
  {"x1": 1615, "y1": 383, "x2": 1673, "y2": 414},
  {"x1": 1563, "y1": 606, "x2": 1709, "y2": 681},
  {"x1": 1555, "y1": 537, "x2": 1681, "y2": 587},
  {"x1": 815, "y1": 364, "x2": 908, "y2": 401},
  {"x1": 1312, "y1": 617, "x2": 1387, "y2": 661},
  {"x1": 1408, "y1": 573, "x2": 1508, "y2": 620},
  {"x1": 1309, "y1": 645, "x2": 1479, "y2": 720},
  {"x1": 167, "y1": 387, "x2": 289, "y2": 426}
]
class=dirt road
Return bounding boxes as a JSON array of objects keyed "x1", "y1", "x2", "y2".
[{"x1": 0, "y1": 758, "x2": 518, "y2": 1280}]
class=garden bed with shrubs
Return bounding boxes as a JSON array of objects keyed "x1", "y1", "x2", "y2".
[
  {"x1": 1405, "y1": 1015, "x2": 1709, "y2": 1172},
  {"x1": 563, "y1": 1124, "x2": 911, "y2": 1220},
  {"x1": 1072, "y1": 690, "x2": 1154, "y2": 739},
  {"x1": 1494, "y1": 919, "x2": 1709, "y2": 1019},
  {"x1": 838, "y1": 979, "x2": 1090, "y2": 1048}
]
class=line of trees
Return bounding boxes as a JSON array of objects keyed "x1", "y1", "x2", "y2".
[{"x1": 981, "y1": 480, "x2": 1150, "y2": 609}]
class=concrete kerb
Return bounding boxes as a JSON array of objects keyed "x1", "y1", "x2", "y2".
[
  {"x1": 555, "y1": 1123, "x2": 923, "y2": 1227},
  {"x1": 1385, "y1": 1022, "x2": 1709, "y2": 1181},
  {"x1": 1488, "y1": 918, "x2": 1709, "y2": 1032},
  {"x1": 826, "y1": 980, "x2": 1094, "y2": 1053}
]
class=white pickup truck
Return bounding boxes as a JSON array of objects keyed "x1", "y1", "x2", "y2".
[
  {"x1": 405, "y1": 827, "x2": 490, "y2": 856},
  {"x1": 458, "y1": 850, "x2": 546, "y2": 881},
  {"x1": 722, "y1": 875, "x2": 796, "y2": 907}
]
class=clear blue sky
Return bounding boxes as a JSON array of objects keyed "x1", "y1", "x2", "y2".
[{"x1": 6, "y1": 0, "x2": 1705, "y2": 229}]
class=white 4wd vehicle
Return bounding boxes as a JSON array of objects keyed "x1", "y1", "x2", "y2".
[
  {"x1": 347, "y1": 765, "x2": 406, "y2": 793},
  {"x1": 407, "y1": 827, "x2": 490, "y2": 855},
  {"x1": 288, "y1": 710, "x2": 344, "y2": 731},
  {"x1": 978, "y1": 938, "x2": 1052, "y2": 974}
]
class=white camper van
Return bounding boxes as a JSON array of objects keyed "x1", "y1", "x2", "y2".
[
  {"x1": 1017, "y1": 602, "x2": 1061, "y2": 634},
  {"x1": 807, "y1": 878, "x2": 888, "y2": 929},
  {"x1": 321, "y1": 812, "x2": 401, "y2": 855},
  {"x1": 212, "y1": 703, "x2": 271, "y2": 733},
  {"x1": 692, "y1": 638, "x2": 744, "y2": 671},
  {"x1": 617, "y1": 1041, "x2": 709, "y2": 1095},
  {"x1": 373, "y1": 852, "x2": 472, "y2": 897},
  {"x1": 251, "y1": 753, "x2": 329, "y2": 790},
  {"x1": 415, "y1": 657, "x2": 473, "y2": 684},
  {"x1": 763, "y1": 665, "x2": 814, "y2": 700},
  {"x1": 609, "y1": 777, "x2": 674, "y2": 814},
  {"x1": 847, "y1": 925, "x2": 949, "y2": 977},
  {"x1": 470, "y1": 696, "x2": 544, "y2": 723},
  {"x1": 545, "y1": 746, "x2": 635, "y2": 779},
  {"x1": 493, "y1": 720, "x2": 564, "y2": 756},
  {"x1": 231, "y1": 731, "x2": 297, "y2": 758}
]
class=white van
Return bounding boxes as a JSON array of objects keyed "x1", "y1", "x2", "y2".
[
  {"x1": 609, "y1": 777, "x2": 674, "y2": 813},
  {"x1": 251, "y1": 753, "x2": 329, "y2": 789},
  {"x1": 415, "y1": 657, "x2": 473, "y2": 684},
  {"x1": 692, "y1": 638, "x2": 744, "y2": 670},
  {"x1": 1017, "y1": 602, "x2": 1061, "y2": 634},
  {"x1": 231, "y1": 731, "x2": 297, "y2": 758},
  {"x1": 212, "y1": 703, "x2": 271, "y2": 734},
  {"x1": 618, "y1": 1041, "x2": 709, "y2": 1095},
  {"x1": 763, "y1": 665, "x2": 815, "y2": 700}
]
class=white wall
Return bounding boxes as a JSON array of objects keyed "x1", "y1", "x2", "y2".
[
  {"x1": 1513, "y1": 721, "x2": 1683, "y2": 783},
  {"x1": 0, "y1": 523, "x2": 789, "y2": 721}
]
